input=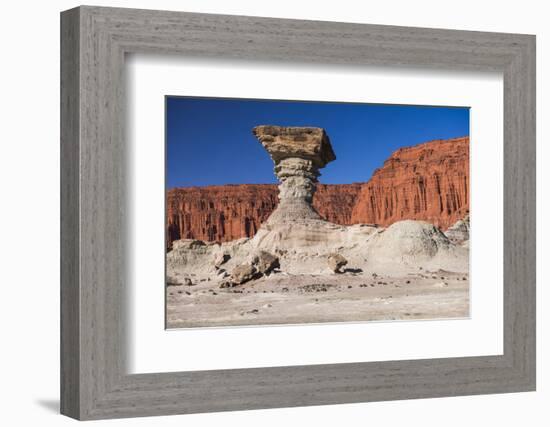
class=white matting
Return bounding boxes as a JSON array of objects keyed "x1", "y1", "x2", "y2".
[{"x1": 126, "y1": 54, "x2": 503, "y2": 374}]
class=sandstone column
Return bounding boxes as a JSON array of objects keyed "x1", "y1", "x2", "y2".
[{"x1": 252, "y1": 125, "x2": 336, "y2": 224}]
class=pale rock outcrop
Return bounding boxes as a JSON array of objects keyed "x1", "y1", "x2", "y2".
[
  {"x1": 213, "y1": 252, "x2": 230, "y2": 268},
  {"x1": 445, "y1": 215, "x2": 470, "y2": 244},
  {"x1": 252, "y1": 251, "x2": 280, "y2": 275},
  {"x1": 231, "y1": 263, "x2": 259, "y2": 285},
  {"x1": 327, "y1": 253, "x2": 348, "y2": 273}
]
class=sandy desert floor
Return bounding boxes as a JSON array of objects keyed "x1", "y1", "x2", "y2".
[{"x1": 166, "y1": 269, "x2": 469, "y2": 329}]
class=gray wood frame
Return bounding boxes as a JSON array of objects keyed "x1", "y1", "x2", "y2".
[{"x1": 60, "y1": 5, "x2": 536, "y2": 420}]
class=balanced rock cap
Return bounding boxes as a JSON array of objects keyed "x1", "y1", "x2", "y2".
[{"x1": 252, "y1": 125, "x2": 336, "y2": 168}]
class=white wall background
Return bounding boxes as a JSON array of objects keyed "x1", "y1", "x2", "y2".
[{"x1": 0, "y1": 0, "x2": 546, "y2": 425}]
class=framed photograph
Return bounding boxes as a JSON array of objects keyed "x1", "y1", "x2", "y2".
[
  {"x1": 61, "y1": 6, "x2": 536, "y2": 420},
  {"x1": 164, "y1": 98, "x2": 471, "y2": 329}
]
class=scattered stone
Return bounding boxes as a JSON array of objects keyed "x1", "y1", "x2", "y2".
[
  {"x1": 433, "y1": 282, "x2": 448, "y2": 288},
  {"x1": 219, "y1": 280, "x2": 235, "y2": 289},
  {"x1": 214, "y1": 252, "x2": 230, "y2": 268},
  {"x1": 185, "y1": 291, "x2": 191, "y2": 295},
  {"x1": 166, "y1": 275, "x2": 181, "y2": 287},
  {"x1": 299, "y1": 284, "x2": 335, "y2": 293},
  {"x1": 231, "y1": 263, "x2": 260, "y2": 285},
  {"x1": 327, "y1": 253, "x2": 348, "y2": 273},
  {"x1": 252, "y1": 251, "x2": 280, "y2": 275},
  {"x1": 183, "y1": 277, "x2": 194, "y2": 286},
  {"x1": 247, "y1": 309, "x2": 259, "y2": 314},
  {"x1": 406, "y1": 280, "x2": 411, "y2": 284},
  {"x1": 347, "y1": 285, "x2": 353, "y2": 289}
]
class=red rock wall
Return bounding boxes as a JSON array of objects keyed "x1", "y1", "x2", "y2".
[
  {"x1": 166, "y1": 185, "x2": 279, "y2": 245},
  {"x1": 350, "y1": 137, "x2": 469, "y2": 229},
  {"x1": 167, "y1": 137, "x2": 469, "y2": 246},
  {"x1": 166, "y1": 183, "x2": 363, "y2": 246},
  {"x1": 313, "y1": 183, "x2": 364, "y2": 224}
]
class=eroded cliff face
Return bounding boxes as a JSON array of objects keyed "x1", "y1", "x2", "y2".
[
  {"x1": 350, "y1": 137, "x2": 469, "y2": 229},
  {"x1": 166, "y1": 137, "x2": 469, "y2": 246},
  {"x1": 166, "y1": 184, "x2": 363, "y2": 246},
  {"x1": 166, "y1": 185, "x2": 279, "y2": 245},
  {"x1": 313, "y1": 183, "x2": 364, "y2": 224}
]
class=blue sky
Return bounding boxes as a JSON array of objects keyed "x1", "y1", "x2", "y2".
[{"x1": 166, "y1": 97, "x2": 469, "y2": 188}]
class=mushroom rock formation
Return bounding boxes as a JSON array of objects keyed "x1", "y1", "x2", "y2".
[
  {"x1": 252, "y1": 125, "x2": 336, "y2": 225},
  {"x1": 248, "y1": 126, "x2": 368, "y2": 257}
]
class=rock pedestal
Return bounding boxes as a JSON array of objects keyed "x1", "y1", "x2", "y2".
[{"x1": 253, "y1": 125, "x2": 336, "y2": 224}]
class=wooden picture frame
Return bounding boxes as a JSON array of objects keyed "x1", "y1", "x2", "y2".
[{"x1": 60, "y1": 5, "x2": 536, "y2": 420}]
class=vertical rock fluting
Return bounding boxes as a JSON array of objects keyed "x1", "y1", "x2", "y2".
[
  {"x1": 166, "y1": 183, "x2": 364, "y2": 245},
  {"x1": 252, "y1": 125, "x2": 336, "y2": 224},
  {"x1": 166, "y1": 136, "x2": 469, "y2": 245},
  {"x1": 350, "y1": 137, "x2": 469, "y2": 229},
  {"x1": 166, "y1": 185, "x2": 279, "y2": 247},
  {"x1": 313, "y1": 183, "x2": 365, "y2": 224}
]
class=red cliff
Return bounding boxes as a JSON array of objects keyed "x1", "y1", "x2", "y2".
[
  {"x1": 350, "y1": 137, "x2": 469, "y2": 229},
  {"x1": 167, "y1": 137, "x2": 469, "y2": 246},
  {"x1": 166, "y1": 185, "x2": 279, "y2": 244}
]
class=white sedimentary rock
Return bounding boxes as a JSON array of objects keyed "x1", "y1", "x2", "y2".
[{"x1": 252, "y1": 125, "x2": 335, "y2": 224}]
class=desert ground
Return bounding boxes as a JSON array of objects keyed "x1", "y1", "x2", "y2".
[
  {"x1": 167, "y1": 269, "x2": 468, "y2": 328},
  {"x1": 166, "y1": 218, "x2": 470, "y2": 328}
]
